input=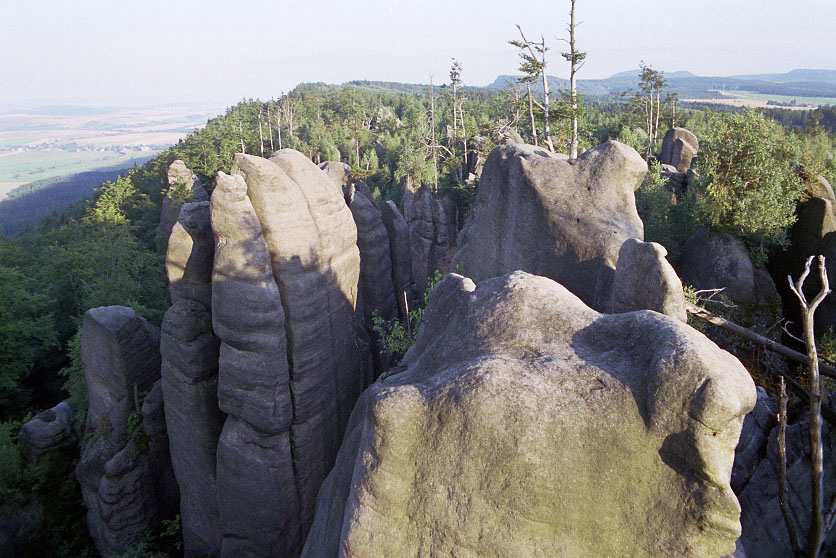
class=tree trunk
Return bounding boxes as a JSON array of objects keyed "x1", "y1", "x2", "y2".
[
  {"x1": 569, "y1": 0, "x2": 579, "y2": 159},
  {"x1": 527, "y1": 83, "x2": 538, "y2": 146}
]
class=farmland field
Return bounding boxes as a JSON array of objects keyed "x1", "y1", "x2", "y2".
[
  {"x1": 0, "y1": 103, "x2": 224, "y2": 200},
  {"x1": 682, "y1": 90, "x2": 836, "y2": 110}
]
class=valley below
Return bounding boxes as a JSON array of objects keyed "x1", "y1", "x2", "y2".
[{"x1": 0, "y1": 103, "x2": 224, "y2": 200}]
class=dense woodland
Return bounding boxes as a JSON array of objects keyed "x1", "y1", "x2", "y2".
[{"x1": 1, "y1": 70, "x2": 836, "y2": 555}]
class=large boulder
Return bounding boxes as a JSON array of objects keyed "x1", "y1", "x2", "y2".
[
  {"x1": 452, "y1": 141, "x2": 647, "y2": 311},
  {"x1": 679, "y1": 227, "x2": 762, "y2": 305},
  {"x1": 781, "y1": 194, "x2": 836, "y2": 335},
  {"x1": 661, "y1": 127, "x2": 699, "y2": 172},
  {"x1": 303, "y1": 271, "x2": 755, "y2": 558},
  {"x1": 609, "y1": 238, "x2": 687, "y2": 322},
  {"x1": 18, "y1": 402, "x2": 75, "y2": 471},
  {"x1": 160, "y1": 160, "x2": 209, "y2": 238},
  {"x1": 75, "y1": 306, "x2": 177, "y2": 557}
]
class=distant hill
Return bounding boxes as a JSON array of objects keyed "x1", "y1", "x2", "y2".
[{"x1": 487, "y1": 69, "x2": 836, "y2": 101}]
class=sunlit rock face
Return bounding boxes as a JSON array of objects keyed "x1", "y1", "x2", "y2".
[
  {"x1": 452, "y1": 141, "x2": 647, "y2": 312},
  {"x1": 160, "y1": 160, "x2": 209, "y2": 239},
  {"x1": 161, "y1": 200, "x2": 224, "y2": 558},
  {"x1": 209, "y1": 151, "x2": 371, "y2": 557},
  {"x1": 303, "y1": 271, "x2": 755, "y2": 558}
]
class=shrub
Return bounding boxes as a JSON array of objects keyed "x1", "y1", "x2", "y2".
[{"x1": 694, "y1": 109, "x2": 805, "y2": 249}]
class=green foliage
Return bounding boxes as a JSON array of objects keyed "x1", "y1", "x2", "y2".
[
  {"x1": 0, "y1": 419, "x2": 25, "y2": 492},
  {"x1": 372, "y1": 270, "x2": 444, "y2": 362},
  {"x1": 818, "y1": 328, "x2": 836, "y2": 366},
  {"x1": 635, "y1": 159, "x2": 699, "y2": 260},
  {"x1": 159, "y1": 514, "x2": 183, "y2": 551},
  {"x1": 58, "y1": 328, "x2": 87, "y2": 427},
  {"x1": 694, "y1": 109, "x2": 805, "y2": 248}
]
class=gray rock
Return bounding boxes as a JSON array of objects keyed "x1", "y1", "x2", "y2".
[
  {"x1": 166, "y1": 201, "x2": 214, "y2": 307},
  {"x1": 18, "y1": 401, "x2": 75, "y2": 468},
  {"x1": 303, "y1": 271, "x2": 755, "y2": 558},
  {"x1": 671, "y1": 137, "x2": 699, "y2": 172},
  {"x1": 679, "y1": 227, "x2": 757, "y2": 304},
  {"x1": 381, "y1": 200, "x2": 417, "y2": 319},
  {"x1": 731, "y1": 387, "x2": 776, "y2": 494},
  {"x1": 661, "y1": 127, "x2": 699, "y2": 170},
  {"x1": 210, "y1": 170, "x2": 298, "y2": 556},
  {"x1": 75, "y1": 307, "x2": 177, "y2": 557},
  {"x1": 737, "y1": 414, "x2": 836, "y2": 557},
  {"x1": 320, "y1": 163, "x2": 398, "y2": 323},
  {"x1": 161, "y1": 300, "x2": 223, "y2": 557},
  {"x1": 160, "y1": 160, "x2": 209, "y2": 238},
  {"x1": 208, "y1": 151, "x2": 372, "y2": 555},
  {"x1": 163, "y1": 194, "x2": 224, "y2": 557},
  {"x1": 785, "y1": 195, "x2": 836, "y2": 334},
  {"x1": 609, "y1": 238, "x2": 687, "y2": 321},
  {"x1": 808, "y1": 175, "x2": 836, "y2": 205},
  {"x1": 452, "y1": 141, "x2": 647, "y2": 311}
]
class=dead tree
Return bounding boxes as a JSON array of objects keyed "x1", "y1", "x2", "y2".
[{"x1": 779, "y1": 255, "x2": 833, "y2": 558}]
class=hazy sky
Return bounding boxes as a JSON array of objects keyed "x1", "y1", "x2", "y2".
[{"x1": 2, "y1": 0, "x2": 834, "y2": 109}]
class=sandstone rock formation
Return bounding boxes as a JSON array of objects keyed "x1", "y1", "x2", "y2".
[
  {"x1": 679, "y1": 227, "x2": 780, "y2": 308},
  {"x1": 208, "y1": 150, "x2": 371, "y2": 556},
  {"x1": 161, "y1": 200, "x2": 223, "y2": 557},
  {"x1": 780, "y1": 184, "x2": 836, "y2": 334},
  {"x1": 610, "y1": 238, "x2": 687, "y2": 321},
  {"x1": 160, "y1": 160, "x2": 209, "y2": 239},
  {"x1": 661, "y1": 127, "x2": 699, "y2": 172},
  {"x1": 165, "y1": 201, "x2": 215, "y2": 306},
  {"x1": 403, "y1": 183, "x2": 457, "y2": 297},
  {"x1": 18, "y1": 401, "x2": 76, "y2": 470},
  {"x1": 736, "y1": 404, "x2": 836, "y2": 557},
  {"x1": 452, "y1": 141, "x2": 647, "y2": 311},
  {"x1": 75, "y1": 306, "x2": 177, "y2": 557},
  {"x1": 303, "y1": 271, "x2": 755, "y2": 558},
  {"x1": 381, "y1": 200, "x2": 417, "y2": 318},
  {"x1": 320, "y1": 162, "x2": 397, "y2": 323}
]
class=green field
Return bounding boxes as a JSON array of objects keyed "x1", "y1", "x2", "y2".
[
  {"x1": 0, "y1": 150, "x2": 147, "y2": 186},
  {"x1": 726, "y1": 90, "x2": 836, "y2": 107}
]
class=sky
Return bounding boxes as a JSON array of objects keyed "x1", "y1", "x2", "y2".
[{"x1": 2, "y1": 0, "x2": 835, "y2": 109}]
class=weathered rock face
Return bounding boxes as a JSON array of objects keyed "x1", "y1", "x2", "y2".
[
  {"x1": 452, "y1": 141, "x2": 647, "y2": 311},
  {"x1": 736, "y1": 407, "x2": 836, "y2": 557},
  {"x1": 403, "y1": 183, "x2": 458, "y2": 297},
  {"x1": 610, "y1": 238, "x2": 687, "y2": 322},
  {"x1": 661, "y1": 127, "x2": 699, "y2": 172},
  {"x1": 18, "y1": 401, "x2": 76, "y2": 470},
  {"x1": 320, "y1": 162, "x2": 398, "y2": 323},
  {"x1": 303, "y1": 271, "x2": 755, "y2": 558},
  {"x1": 166, "y1": 201, "x2": 214, "y2": 307},
  {"x1": 381, "y1": 200, "x2": 416, "y2": 318},
  {"x1": 161, "y1": 199, "x2": 224, "y2": 558},
  {"x1": 209, "y1": 151, "x2": 371, "y2": 556},
  {"x1": 75, "y1": 306, "x2": 177, "y2": 557},
  {"x1": 679, "y1": 227, "x2": 780, "y2": 311},
  {"x1": 782, "y1": 193, "x2": 836, "y2": 334},
  {"x1": 160, "y1": 160, "x2": 209, "y2": 238}
]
